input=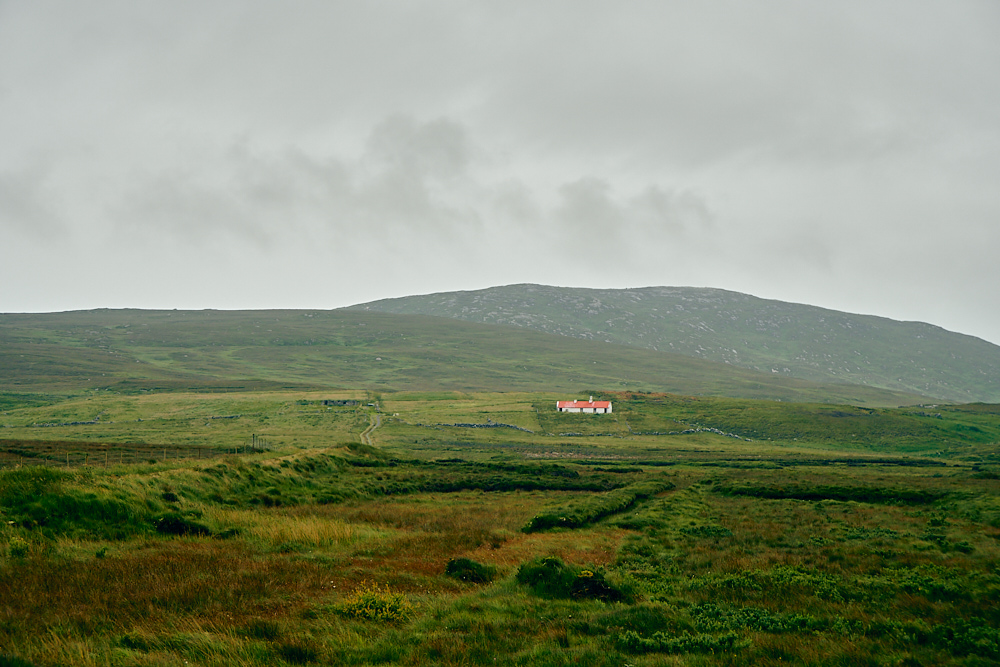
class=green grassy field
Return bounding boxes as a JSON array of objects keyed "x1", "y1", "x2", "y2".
[
  {"x1": 0, "y1": 309, "x2": 927, "y2": 406},
  {"x1": 3, "y1": 389, "x2": 1000, "y2": 666}
]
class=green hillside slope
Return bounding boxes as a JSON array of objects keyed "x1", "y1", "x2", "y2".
[
  {"x1": 0, "y1": 309, "x2": 923, "y2": 405},
  {"x1": 350, "y1": 284, "x2": 1000, "y2": 403}
]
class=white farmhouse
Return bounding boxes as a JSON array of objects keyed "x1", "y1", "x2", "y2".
[{"x1": 556, "y1": 397, "x2": 612, "y2": 414}]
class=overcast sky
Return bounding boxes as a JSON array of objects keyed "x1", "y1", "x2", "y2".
[{"x1": 2, "y1": 1, "x2": 999, "y2": 343}]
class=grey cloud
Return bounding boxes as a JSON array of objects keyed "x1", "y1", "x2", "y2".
[
  {"x1": 488, "y1": 180, "x2": 542, "y2": 225},
  {"x1": 3, "y1": 2, "x2": 999, "y2": 344},
  {"x1": 365, "y1": 116, "x2": 473, "y2": 178},
  {"x1": 554, "y1": 179, "x2": 712, "y2": 236},
  {"x1": 544, "y1": 177, "x2": 717, "y2": 270},
  {"x1": 115, "y1": 172, "x2": 277, "y2": 249},
  {"x1": 483, "y1": 3, "x2": 1000, "y2": 170},
  {"x1": 112, "y1": 116, "x2": 486, "y2": 246},
  {"x1": 555, "y1": 178, "x2": 622, "y2": 230},
  {"x1": 629, "y1": 187, "x2": 712, "y2": 235},
  {"x1": 0, "y1": 166, "x2": 62, "y2": 239}
]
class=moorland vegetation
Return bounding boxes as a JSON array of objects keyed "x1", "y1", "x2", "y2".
[
  {"x1": 1, "y1": 308, "x2": 999, "y2": 665},
  {"x1": 0, "y1": 308, "x2": 927, "y2": 405},
  {"x1": 2, "y1": 388, "x2": 1000, "y2": 666}
]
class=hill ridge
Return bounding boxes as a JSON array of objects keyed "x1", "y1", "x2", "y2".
[
  {"x1": 0, "y1": 307, "x2": 924, "y2": 406},
  {"x1": 348, "y1": 283, "x2": 1000, "y2": 403}
]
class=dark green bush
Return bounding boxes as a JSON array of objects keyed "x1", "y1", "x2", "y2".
[
  {"x1": 0, "y1": 655, "x2": 38, "y2": 667},
  {"x1": 0, "y1": 467, "x2": 67, "y2": 507},
  {"x1": 523, "y1": 478, "x2": 674, "y2": 532},
  {"x1": 689, "y1": 566, "x2": 851, "y2": 602},
  {"x1": 445, "y1": 557, "x2": 497, "y2": 583},
  {"x1": 1, "y1": 467, "x2": 156, "y2": 539},
  {"x1": 690, "y1": 603, "x2": 822, "y2": 633},
  {"x1": 276, "y1": 641, "x2": 319, "y2": 664},
  {"x1": 516, "y1": 557, "x2": 628, "y2": 602},
  {"x1": 618, "y1": 629, "x2": 747, "y2": 654},
  {"x1": 930, "y1": 617, "x2": 1000, "y2": 659},
  {"x1": 8, "y1": 536, "x2": 29, "y2": 559},
  {"x1": 715, "y1": 484, "x2": 944, "y2": 505},
  {"x1": 589, "y1": 605, "x2": 675, "y2": 636},
  {"x1": 875, "y1": 565, "x2": 968, "y2": 602},
  {"x1": 516, "y1": 557, "x2": 577, "y2": 598},
  {"x1": 245, "y1": 618, "x2": 282, "y2": 641},
  {"x1": 22, "y1": 491, "x2": 147, "y2": 539},
  {"x1": 118, "y1": 631, "x2": 152, "y2": 651},
  {"x1": 681, "y1": 525, "x2": 733, "y2": 539},
  {"x1": 358, "y1": 470, "x2": 622, "y2": 498},
  {"x1": 153, "y1": 513, "x2": 211, "y2": 537}
]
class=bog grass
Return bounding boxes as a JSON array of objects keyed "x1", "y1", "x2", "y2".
[{"x1": 1, "y1": 389, "x2": 999, "y2": 665}]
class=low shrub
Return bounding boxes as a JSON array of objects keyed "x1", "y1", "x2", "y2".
[
  {"x1": 0, "y1": 467, "x2": 67, "y2": 507},
  {"x1": 364, "y1": 471, "x2": 619, "y2": 497},
  {"x1": 523, "y1": 478, "x2": 674, "y2": 532},
  {"x1": 0, "y1": 654, "x2": 37, "y2": 667},
  {"x1": 680, "y1": 525, "x2": 733, "y2": 539},
  {"x1": 118, "y1": 631, "x2": 153, "y2": 651},
  {"x1": 445, "y1": 557, "x2": 497, "y2": 584},
  {"x1": 153, "y1": 513, "x2": 212, "y2": 537},
  {"x1": 689, "y1": 603, "x2": 822, "y2": 634},
  {"x1": 8, "y1": 536, "x2": 29, "y2": 559},
  {"x1": 338, "y1": 582, "x2": 413, "y2": 623},
  {"x1": 245, "y1": 618, "x2": 282, "y2": 641},
  {"x1": 1, "y1": 468, "x2": 148, "y2": 539},
  {"x1": 868, "y1": 565, "x2": 969, "y2": 602},
  {"x1": 517, "y1": 557, "x2": 577, "y2": 598},
  {"x1": 516, "y1": 557, "x2": 629, "y2": 602},
  {"x1": 931, "y1": 617, "x2": 1000, "y2": 659},
  {"x1": 715, "y1": 484, "x2": 944, "y2": 505},
  {"x1": 618, "y1": 629, "x2": 747, "y2": 654},
  {"x1": 276, "y1": 640, "x2": 319, "y2": 664},
  {"x1": 588, "y1": 605, "x2": 676, "y2": 636},
  {"x1": 689, "y1": 566, "x2": 850, "y2": 602}
]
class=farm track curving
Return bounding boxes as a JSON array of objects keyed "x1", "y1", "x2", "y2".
[{"x1": 359, "y1": 410, "x2": 381, "y2": 447}]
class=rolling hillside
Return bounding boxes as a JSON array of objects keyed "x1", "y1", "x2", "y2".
[
  {"x1": 350, "y1": 284, "x2": 1000, "y2": 403},
  {"x1": 0, "y1": 309, "x2": 924, "y2": 405}
]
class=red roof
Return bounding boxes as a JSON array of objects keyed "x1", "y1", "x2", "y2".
[{"x1": 557, "y1": 400, "x2": 611, "y2": 409}]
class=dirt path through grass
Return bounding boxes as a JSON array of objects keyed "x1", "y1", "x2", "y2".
[{"x1": 359, "y1": 410, "x2": 381, "y2": 446}]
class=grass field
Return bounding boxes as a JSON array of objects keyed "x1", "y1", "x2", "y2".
[
  {"x1": 0, "y1": 309, "x2": 927, "y2": 406},
  {"x1": 2, "y1": 389, "x2": 1000, "y2": 666}
]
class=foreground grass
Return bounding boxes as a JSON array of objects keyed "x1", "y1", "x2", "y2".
[{"x1": 2, "y1": 390, "x2": 1000, "y2": 665}]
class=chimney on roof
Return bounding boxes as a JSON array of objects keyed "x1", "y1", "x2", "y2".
[{"x1": 589, "y1": 396, "x2": 593, "y2": 402}]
